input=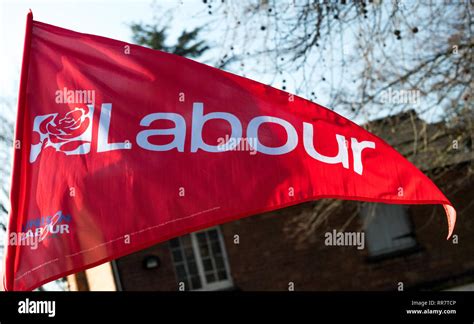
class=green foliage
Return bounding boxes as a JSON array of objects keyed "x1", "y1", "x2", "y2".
[{"x1": 131, "y1": 23, "x2": 209, "y2": 58}]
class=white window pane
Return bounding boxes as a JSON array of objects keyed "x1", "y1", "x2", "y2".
[
  {"x1": 169, "y1": 235, "x2": 202, "y2": 290},
  {"x1": 171, "y1": 227, "x2": 233, "y2": 290},
  {"x1": 362, "y1": 203, "x2": 416, "y2": 257}
]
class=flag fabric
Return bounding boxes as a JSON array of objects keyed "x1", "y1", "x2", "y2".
[{"x1": 4, "y1": 12, "x2": 456, "y2": 291}]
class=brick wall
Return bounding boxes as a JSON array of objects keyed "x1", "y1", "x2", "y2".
[{"x1": 114, "y1": 172, "x2": 474, "y2": 291}]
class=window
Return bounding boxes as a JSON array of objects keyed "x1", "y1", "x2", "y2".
[
  {"x1": 169, "y1": 227, "x2": 233, "y2": 291},
  {"x1": 361, "y1": 203, "x2": 417, "y2": 257}
]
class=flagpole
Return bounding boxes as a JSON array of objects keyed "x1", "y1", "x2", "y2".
[{"x1": 4, "y1": 10, "x2": 34, "y2": 291}]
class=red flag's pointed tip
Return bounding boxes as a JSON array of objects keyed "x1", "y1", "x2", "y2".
[{"x1": 444, "y1": 204, "x2": 456, "y2": 240}]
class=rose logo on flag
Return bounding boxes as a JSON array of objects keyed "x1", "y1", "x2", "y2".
[{"x1": 29, "y1": 106, "x2": 94, "y2": 162}]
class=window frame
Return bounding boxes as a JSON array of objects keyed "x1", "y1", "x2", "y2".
[
  {"x1": 361, "y1": 203, "x2": 419, "y2": 259},
  {"x1": 171, "y1": 226, "x2": 233, "y2": 291}
]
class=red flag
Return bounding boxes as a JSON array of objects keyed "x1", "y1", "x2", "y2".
[{"x1": 4, "y1": 12, "x2": 456, "y2": 291}]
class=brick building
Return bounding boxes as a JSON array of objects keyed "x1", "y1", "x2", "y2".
[{"x1": 67, "y1": 111, "x2": 474, "y2": 291}]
